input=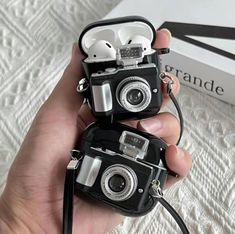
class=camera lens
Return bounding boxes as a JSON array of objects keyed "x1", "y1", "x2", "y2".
[
  {"x1": 126, "y1": 89, "x2": 143, "y2": 105},
  {"x1": 108, "y1": 174, "x2": 126, "y2": 192},
  {"x1": 101, "y1": 164, "x2": 138, "y2": 201},
  {"x1": 116, "y1": 76, "x2": 152, "y2": 112}
]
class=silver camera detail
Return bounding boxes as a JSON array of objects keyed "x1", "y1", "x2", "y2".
[
  {"x1": 101, "y1": 164, "x2": 138, "y2": 201},
  {"x1": 116, "y1": 76, "x2": 152, "y2": 112},
  {"x1": 119, "y1": 130, "x2": 149, "y2": 159},
  {"x1": 116, "y1": 43, "x2": 144, "y2": 66},
  {"x1": 76, "y1": 155, "x2": 102, "y2": 187},
  {"x1": 91, "y1": 84, "x2": 113, "y2": 112}
]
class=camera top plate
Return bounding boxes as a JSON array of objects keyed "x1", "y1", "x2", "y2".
[
  {"x1": 78, "y1": 16, "x2": 156, "y2": 58},
  {"x1": 76, "y1": 121, "x2": 167, "y2": 167}
]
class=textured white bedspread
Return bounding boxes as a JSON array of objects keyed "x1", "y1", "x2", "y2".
[{"x1": 0, "y1": 1, "x2": 234, "y2": 233}]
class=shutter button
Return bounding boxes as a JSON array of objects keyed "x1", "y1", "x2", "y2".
[{"x1": 105, "y1": 68, "x2": 116, "y2": 73}]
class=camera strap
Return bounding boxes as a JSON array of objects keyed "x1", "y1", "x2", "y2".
[
  {"x1": 150, "y1": 180, "x2": 189, "y2": 234},
  {"x1": 63, "y1": 151, "x2": 82, "y2": 234},
  {"x1": 159, "y1": 72, "x2": 184, "y2": 146},
  {"x1": 154, "y1": 73, "x2": 189, "y2": 233}
]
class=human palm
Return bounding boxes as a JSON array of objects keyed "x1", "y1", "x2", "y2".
[{"x1": 0, "y1": 29, "x2": 191, "y2": 234}]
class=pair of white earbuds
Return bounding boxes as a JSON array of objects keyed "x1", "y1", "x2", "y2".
[{"x1": 87, "y1": 35, "x2": 152, "y2": 61}]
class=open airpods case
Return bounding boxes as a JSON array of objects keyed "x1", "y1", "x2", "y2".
[
  {"x1": 77, "y1": 16, "x2": 169, "y2": 120},
  {"x1": 78, "y1": 16, "x2": 169, "y2": 79},
  {"x1": 78, "y1": 16, "x2": 157, "y2": 63}
]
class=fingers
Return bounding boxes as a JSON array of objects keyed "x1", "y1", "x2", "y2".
[
  {"x1": 154, "y1": 28, "x2": 171, "y2": 48},
  {"x1": 77, "y1": 104, "x2": 95, "y2": 131},
  {"x1": 154, "y1": 29, "x2": 180, "y2": 107},
  {"x1": 137, "y1": 112, "x2": 180, "y2": 145},
  {"x1": 152, "y1": 29, "x2": 191, "y2": 187},
  {"x1": 164, "y1": 145, "x2": 192, "y2": 189},
  {"x1": 41, "y1": 43, "x2": 84, "y2": 118},
  {"x1": 139, "y1": 30, "x2": 191, "y2": 188},
  {"x1": 124, "y1": 111, "x2": 191, "y2": 189}
]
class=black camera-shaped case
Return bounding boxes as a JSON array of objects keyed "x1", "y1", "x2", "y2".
[
  {"x1": 78, "y1": 16, "x2": 169, "y2": 121},
  {"x1": 73, "y1": 122, "x2": 168, "y2": 216}
]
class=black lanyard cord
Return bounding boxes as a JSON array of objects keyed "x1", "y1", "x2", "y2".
[
  {"x1": 63, "y1": 159, "x2": 80, "y2": 234},
  {"x1": 158, "y1": 197, "x2": 189, "y2": 234},
  {"x1": 160, "y1": 71, "x2": 184, "y2": 146}
]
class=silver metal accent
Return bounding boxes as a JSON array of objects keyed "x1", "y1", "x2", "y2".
[
  {"x1": 116, "y1": 76, "x2": 152, "y2": 112},
  {"x1": 91, "y1": 147, "x2": 118, "y2": 156},
  {"x1": 141, "y1": 159, "x2": 167, "y2": 172},
  {"x1": 159, "y1": 72, "x2": 174, "y2": 84},
  {"x1": 153, "y1": 88, "x2": 158, "y2": 93},
  {"x1": 90, "y1": 146, "x2": 166, "y2": 175},
  {"x1": 77, "y1": 78, "x2": 89, "y2": 93},
  {"x1": 90, "y1": 147, "x2": 154, "y2": 169},
  {"x1": 104, "y1": 149, "x2": 116, "y2": 155},
  {"x1": 159, "y1": 72, "x2": 174, "y2": 94},
  {"x1": 149, "y1": 180, "x2": 163, "y2": 198},
  {"x1": 76, "y1": 155, "x2": 102, "y2": 187},
  {"x1": 101, "y1": 164, "x2": 138, "y2": 201},
  {"x1": 119, "y1": 131, "x2": 149, "y2": 159},
  {"x1": 91, "y1": 84, "x2": 112, "y2": 112},
  {"x1": 105, "y1": 67, "x2": 116, "y2": 73},
  {"x1": 91, "y1": 63, "x2": 156, "y2": 78},
  {"x1": 67, "y1": 159, "x2": 80, "y2": 170},
  {"x1": 116, "y1": 43, "x2": 144, "y2": 66},
  {"x1": 138, "y1": 188, "x2": 144, "y2": 193}
]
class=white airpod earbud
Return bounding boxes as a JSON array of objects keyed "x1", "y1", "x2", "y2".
[
  {"x1": 87, "y1": 40, "x2": 116, "y2": 62},
  {"x1": 127, "y1": 35, "x2": 152, "y2": 53}
]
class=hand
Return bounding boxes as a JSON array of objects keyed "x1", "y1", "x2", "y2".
[{"x1": 0, "y1": 29, "x2": 192, "y2": 234}]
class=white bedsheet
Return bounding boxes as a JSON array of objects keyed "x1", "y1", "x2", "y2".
[{"x1": 0, "y1": 1, "x2": 234, "y2": 233}]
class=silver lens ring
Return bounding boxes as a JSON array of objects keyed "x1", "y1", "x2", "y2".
[
  {"x1": 116, "y1": 76, "x2": 152, "y2": 112},
  {"x1": 101, "y1": 164, "x2": 138, "y2": 201}
]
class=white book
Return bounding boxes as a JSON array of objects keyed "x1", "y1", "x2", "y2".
[{"x1": 105, "y1": 0, "x2": 235, "y2": 105}]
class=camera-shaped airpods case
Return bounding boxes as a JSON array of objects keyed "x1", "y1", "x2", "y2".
[
  {"x1": 74, "y1": 122, "x2": 168, "y2": 216},
  {"x1": 78, "y1": 16, "x2": 169, "y2": 121}
]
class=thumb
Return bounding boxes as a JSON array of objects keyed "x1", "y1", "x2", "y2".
[{"x1": 42, "y1": 43, "x2": 84, "y2": 117}]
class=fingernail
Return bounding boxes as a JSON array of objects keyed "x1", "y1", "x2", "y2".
[
  {"x1": 167, "y1": 145, "x2": 183, "y2": 177},
  {"x1": 172, "y1": 145, "x2": 184, "y2": 158},
  {"x1": 139, "y1": 118, "x2": 162, "y2": 132},
  {"x1": 159, "y1": 28, "x2": 171, "y2": 37}
]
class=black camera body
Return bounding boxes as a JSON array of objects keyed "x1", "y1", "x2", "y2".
[
  {"x1": 78, "y1": 16, "x2": 169, "y2": 120},
  {"x1": 87, "y1": 59, "x2": 162, "y2": 120},
  {"x1": 74, "y1": 122, "x2": 168, "y2": 216}
]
